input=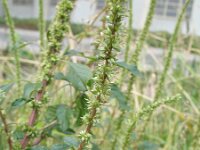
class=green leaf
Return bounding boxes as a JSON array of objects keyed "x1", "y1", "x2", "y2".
[
  {"x1": 64, "y1": 50, "x2": 84, "y2": 57},
  {"x1": 54, "y1": 72, "x2": 68, "y2": 80},
  {"x1": 44, "y1": 106, "x2": 57, "y2": 123},
  {"x1": 92, "y1": 143, "x2": 100, "y2": 150},
  {"x1": 138, "y1": 141, "x2": 159, "y2": 150},
  {"x1": 110, "y1": 84, "x2": 129, "y2": 110},
  {"x1": 11, "y1": 98, "x2": 31, "y2": 107},
  {"x1": 31, "y1": 146, "x2": 48, "y2": 150},
  {"x1": 58, "y1": 128, "x2": 75, "y2": 135},
  {"x1": 0, "y1": 83, "x2": 14, "y2": 93},
  {"x1": 15, "y1": 42, "x2": 30, "y2": 50},
  {"x1": 75, "y1": 93, "x2": 88, "y2": 126},
  {"x1": 51, "y1": 144, "x2": 68, "y2": 150},
  {"x1": 63, "y1": 136, "x2": 79, "y2": 148},
  {"x1": 64, "y1": 50, "x2": 97, "y2": 61},
  {"x1": 0, "y1": 83, "x2": 14, "y2": 105},
  {"x1": 66, "y1": 62, "x2": 92, "y2": 91},
  {"x1": 56, "y1": 105, "x2": 71, "y2": 132},
  {"x1": 13, "y1": 129, "x2": 24, "y2": 140},
  {"x1": 116, "y1": 61, "x2": 142, "y2": 77},
  {"x1": 23, "y1": 82, "x2": 42, "y2": 99}
]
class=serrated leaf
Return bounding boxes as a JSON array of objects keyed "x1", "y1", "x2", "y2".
[
  {"x1": 56, "y1": 105, "x2": 71, "y2": 132},
  {"x1": 110, "y1": 84, "x2": 129, "y2": 110},
  {"x1": 116, "y1": 61, "x2": 142, "y2": 77},
  {"x1": 63, "y1": 136, "x2": 79, "y2": 148},
  {"x1": 0, "y1": 83, "x2": 14, "y2": 93},
  {"x1": 23, "y1": 82, "x2": 42, "y2": 99},
  {"x1": 66, "y1": 62, "x2": 92, "y2": 91},
  {"x1": 11, "y1": 98, "x2": 31, "y2": 107}
]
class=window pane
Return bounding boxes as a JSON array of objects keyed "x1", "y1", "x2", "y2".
[
  {"x1": 96, "y1": 0, "x2": 105, "y2": 10},
  {"x1": 155, "y1": 0, "x2": 193, "y2": 19},
  {"x1": 155, "y1": 9, "x2": 164, "y2": 15},
  {"x1": 155, "y1": 0, "x2": 166, "y2": 16},
  {"x1": 166, "y1": 11, "x2": 177, "y2": 17},
  {"x1": 13, "y1": 0, "x2": 33, "y2": 5}
]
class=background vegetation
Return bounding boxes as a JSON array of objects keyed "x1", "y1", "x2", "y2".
[{"x1": 0, "y1": 0, "x2": 200, "y2": 150}]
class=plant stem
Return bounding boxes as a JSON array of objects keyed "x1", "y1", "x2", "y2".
[
  {"x1": 119, "y1": 0, "x2": 133, "y2": 87},
  {"x1": 20, "y1": 0, "x2": 73, "y2": 148},
  {"x1": 0, "y1": 110, "x2": 13, "y2": 150},
  {"x1": 127, "y1": 0, "x2": 157, "y2": 97},
  {"x1": 39, "y1": 0, "x2": 45, "y2": 50},
  {"x1": 77, "y1": 1, "x2": 125, "y2": 149},
  {"x1": 124, "y1": 0, "x2": 133, "y2": 63},
  {"x1": 111, "y1": 111, "x2": 125, "y2": 150},
  {"x1": 136, "y1": 1, "x2": 192, "y2": 145},
  {"x1": 32, "y1": 120, "x2": 58, "y2": 146},
  {"x1": 154, "y1": 0, "x2": 192, "y2": 100},
  {"x1": 2, "y1": 0, "x2": 21, "y2": 96},
  {"x1": 122, "y1": 95, "x2": 181, "y2": 149}
]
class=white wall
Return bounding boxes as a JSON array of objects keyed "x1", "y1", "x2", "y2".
[
  {"x1": 150, "y1": 17, "x2": 190, "y2": 34},
  {"x1": 0, "y1": 0, "x2": 199, "y2": 36},
  {"x1": 190, "y1": 0, "x2": 200, "y2": 35},
  {"x1": 7, "y1": 0, "x2": 35, "y2": 18},
  {"x1": 132, "y1": 0, "x2": 151, "y2": 30},
  {"x1": 71, "y1": 0, "x2": 97, "y2": 24}
]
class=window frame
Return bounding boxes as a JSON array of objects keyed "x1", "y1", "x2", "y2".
[
  {"x1": 12, "y1": 0, "x2": 33, "y2": 5},
  {"x1": 154, "y1": 0, "x2": 194, "y2": 20}
]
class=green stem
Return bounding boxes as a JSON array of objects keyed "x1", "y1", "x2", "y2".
[
  {"x1": 122, "y1": 95, "x2": 181, "y2": 150},
  {"x1": 119, "y1": 0, "x2": 133, "y2": 87},
  {"x1": 154, "y1": 0, "x2": 192, "y2": 100},
  {"x1": 111, "y1": 111, "x2": 125, "y2": 150},
  {"x1": 39, "y1": 0, "x2": 45, "y2": 50},
  {"x1": 127, "y1": 0, "x2": 157, "y2": 97},
  {"x1": 2, "y1": 0, "x2": 21, "y2": 96},
  {"x1": 124, "y1": 0, "x2": 133, "y2": 63},
  {"x1": 77, "y1": 1, "x2": 125, "y2": 149},
  {"x1": 20, "y1": 1, "x2": 73, "y2": 148},
  {"x1": 0, "y1": 110, "x2": 13, "y2": 150}
]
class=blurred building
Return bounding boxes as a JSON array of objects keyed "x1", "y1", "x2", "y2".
[{"x1": 0, "y1": 0, "x2": 200, "y2": 35}]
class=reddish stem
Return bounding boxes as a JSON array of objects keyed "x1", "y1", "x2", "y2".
[{"x1": 21, "y1": 80, "x2": 47, "y2": 149}]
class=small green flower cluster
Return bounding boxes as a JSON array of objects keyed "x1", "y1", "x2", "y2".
[
  {"x1": 2, "y1": 0, "x2": 21, "y2": 96},
  {"x1": 39, "y1": 0, "x2": 45, "y2": 50},
  {"x1": 20, "y1": 1, "x2": 73, "y2": 148},
  {"x1": 41, "y1": 0, "x2": 73, "y2": 82},
  {"x1": 122, "y1": 94, "x2": 181, "y2": 150},
  {"x1": 78, "y1": 0, "x2": 126, "y2": 149}
]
